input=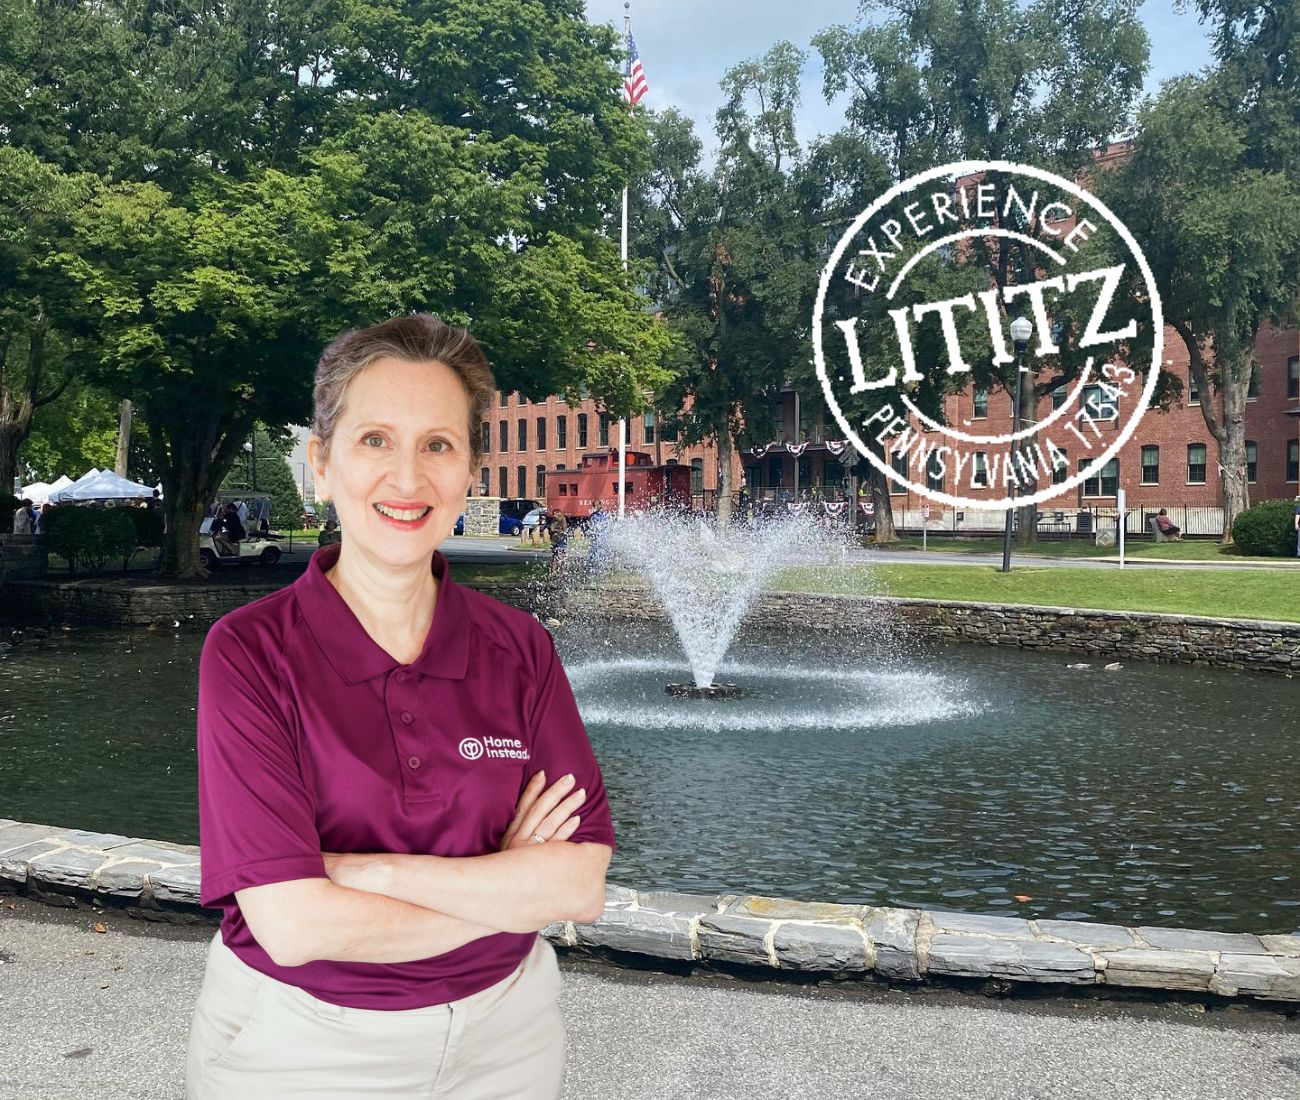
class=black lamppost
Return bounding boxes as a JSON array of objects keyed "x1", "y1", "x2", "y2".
[
  {"x1": 243, "y1": 438, "x2": 257, "y2": 491},
  {"x1": 1001, "y1": 316, "x2": 1034, "y2": 573}
]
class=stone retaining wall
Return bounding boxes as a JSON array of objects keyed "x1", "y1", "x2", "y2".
[
  {"x1": 5, "y1": 574, "x2": 1298, "y2": 675},
  {"x1": 562, "y1": 585, "x2": 1300, "y2": 676},
  {"x1": 2, "y1": 818, "x2": 1296, "y2": 1005}
]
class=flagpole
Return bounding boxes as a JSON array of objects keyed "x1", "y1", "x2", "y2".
[{"x1": 617, "y1": 7, "x2": 632, "y2": 518}]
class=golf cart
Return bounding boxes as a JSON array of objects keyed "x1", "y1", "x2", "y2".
[{"x1": 199, "y1": 491, "x2": 283, "y2": 568}]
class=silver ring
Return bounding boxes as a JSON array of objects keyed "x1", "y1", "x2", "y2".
[{"x1": 531, "y1": 833, "x2": 546, "y2": 844}]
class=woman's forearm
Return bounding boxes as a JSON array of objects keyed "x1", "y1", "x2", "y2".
[
  {"x1": 329, "y1": 843, "x2": 609, "y2": 933},
  {"x1": 268, "y1": 878, "x2": 505, "y2": 967}
]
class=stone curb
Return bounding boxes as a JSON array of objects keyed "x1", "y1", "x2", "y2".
[{"x1": 3, "y1": 818, "x2": 1297, "y2": 1004}]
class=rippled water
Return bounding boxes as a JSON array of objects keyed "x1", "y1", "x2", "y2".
[{"x1": 1, "y1": 621, "x2": 1296, "y2": 932}]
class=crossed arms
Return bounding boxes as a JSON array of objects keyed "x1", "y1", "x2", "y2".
[{"x1": 236, "y1": 773, "x2": 610, "y2": 968}]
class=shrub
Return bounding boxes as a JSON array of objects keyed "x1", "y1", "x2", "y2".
[
  {"x1": 1231, "y1": 498, "x2": 1297, "y2": 557},
  {"x1": 43, "y1": 504, "x2": 139, "y2": 573}
]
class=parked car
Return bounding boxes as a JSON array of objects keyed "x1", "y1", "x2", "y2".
[
  {"x1": 522, "y1": 507, "x2": 546, "y2": 531},
  {"x1": 452, "y1": 509, "x2": 532, "y2": 536},
  {"x1": 500, "y1": 498, "x2": 540, "y2": 522}
]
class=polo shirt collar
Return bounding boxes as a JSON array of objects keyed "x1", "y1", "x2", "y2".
[{"x1": 297, "y1": 541, "x2": 470, "y2": 684}]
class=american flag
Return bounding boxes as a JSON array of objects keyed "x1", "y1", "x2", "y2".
[{"x1": 624, "y1": 32, "x2": 648, "y2": 105}]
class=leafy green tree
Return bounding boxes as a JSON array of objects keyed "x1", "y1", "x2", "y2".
[
  {"x1": 219, "y1": 426, "x2": 309, "y2": 532},
  {"x1": 813, "y1": 0, "x2": 1149, "y2": 542},
  {"x1": 1103, "y1": 2, "x2": 1300, "y2": 540},
  {"x1": 6, "y1": 0, "x2": 673, "y2": 576},
  {"x1": 635, "y1": 44, "x2": 821, "y2": 523}
]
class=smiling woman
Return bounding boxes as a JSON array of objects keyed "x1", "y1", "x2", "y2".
[{"x1": 186, "y1": 314, "x2": 615, "y2": 1100}]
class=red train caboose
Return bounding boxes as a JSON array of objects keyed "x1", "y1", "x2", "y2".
[{"x1": 545, "y1": 449, "x2": 693, "y2": 520}]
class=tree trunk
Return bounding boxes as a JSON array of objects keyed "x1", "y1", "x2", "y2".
[
  {"x1": 115, "y1": 399, "x2": 132, "y2": 477},
  {"x1": 150, "y1": 399, "x2": 253, "y2": 579},
  {"x1": 870, "y1": 463, "x2": 898, "y2": 543},
  {"x1": 1217, "y1": 355, "x2": 1250, "y2": 542},
  {"x1": 0, "y1": 307, "x2": 51, "y2": 496},
  {"x1": 716, "y1": 429, "x2": 734, "y2": 525}
]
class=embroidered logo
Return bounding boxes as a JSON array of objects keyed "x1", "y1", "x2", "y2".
[{"x1": 459, "y1": 735, "x2": 530, "y2": 761}]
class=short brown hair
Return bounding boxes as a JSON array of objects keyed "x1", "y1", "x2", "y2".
[{"x1": 313, "y1": 314, "x2": 495, "y2": 470}]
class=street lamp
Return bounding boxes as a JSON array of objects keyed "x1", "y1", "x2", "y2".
[
  {"x1": 242, "y1": 439, "x2": 257, "y2": 491},
  {"x1": 1001, "y1": 315, "x2": 1034, "y2": 573}
]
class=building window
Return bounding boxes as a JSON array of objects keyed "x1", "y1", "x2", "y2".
[
  {"x1": 499, "y1": 421, "x2": 508, "y2": 452},
  {"x1": 1247, "y1": 363, "x2": 1260, "y2": 400},
  {"x1": 498, "y1": 466, "x2": 507, "y2": 496},
  {"x1": 744, "y1": 463, "x2": 761, "y2": 489},
  {"x1": 1188, "y1": 370, "x2": 1200, "y2": 405},
  {"x1": 1051, "y1": 383, "x2": 1068, "y2": 410},
  {"x1": 499, "y1": 392, "x2": 507, "y2": 408},
  {"x1": 643, "y1": 411, "x2": 656, "y2": 444},
  {"x1": 1289, "y1": 440, "x2": 1299, "y2": 482},
  {"x1": 1187, "y1": 443, "x2": 1207, "y2": 484},
  {"x1": 767, "y1": 455, "x2": 783, "y2": 486},
  {"x1": 516, "y1": 465, "x2": 527, "y2": 497},
  {"x1": 798, "y1": 456, "x2": 811, "y2": 487},
  {"x1": 1082, "y1": 458, "x2": 1119, "y2": 497},
  {"x1": 518, "y1": 393, "x2": 528, "y2": 406},
  {"x1": 690, "y1": 457, "x2": 704, "y2": 495},
  {"x1": 1140, "y1": 445, "x2": 1159, "y2": 485},
  {"x1": 926, "y1": 451, "x2": 943, "y2": 492},
  {"x1": 972, "y1": 452, "x2": 988, "y2": 487},
  {"x1": 481, "y1": 422, "x2": 491, "y2": 455},
  {"x1": 556, "y1": 415, "x2": 567, "y2": 449},
  {"x1": 890, "y1": 451, "x2": 907, "y2": 493},
  {"x1": 660, "y1": 418, "x2": 678, "y2": 443},
  {"x1": 577, "y1": 413, "x2": 588, "y2": 448},
  {"x1": 1081, "y1": 384, "x2": 1119, "y2": 420},
  {"x1": 973, "y1": 387, "x2": 988, "y2": 419},
  {"x1": 518, "y1": 420, "x2": 528, "y2": 451},
  {"x1": 557, "y1": 463, "x2": 566, "y2": 471},
  {"x1": 536, "y1": 465, "x2": 546, "y2": 498},
  {"x1": 578, "y1": 383, "x2": 590, "y2": 400},
  {"x1": 1051, "y1": 449, "x2": 1068, "y2": 485},
  {"x1": 559, "y1": 483, "x2": 568, "y2": 496},
  {"x1": 1245, "y1": 441, "x2": 1257, "y2": 483},
  {"x1": 598, "y1": 413, "x2": 610, "y2": 447},
  {"x1": 536, "y1": 416, "x2": 546, "y2": 450},
  {"x1": 480, "y1": 467, "x2": 489, "y2": 494},
  {"x1": 1288, "y1": 356, "x2": 1299, "y2": 399}
]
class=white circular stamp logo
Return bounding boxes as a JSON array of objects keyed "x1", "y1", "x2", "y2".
[
  {"x1": 812, "y1": 160, "x2": 1163, "y2": 511},
  {"x1": 458, "y1": 737, "x2": 483, "y2": 761}
]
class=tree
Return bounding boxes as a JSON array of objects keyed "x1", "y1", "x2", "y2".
[
  {"x1": 635, "y1": 45, "x2": 820, "y2": 523},
  {"x1": 220, "y1": 425, "x2": 307, "y2": 531},
  {"x1": 1102, "y1": 3, "x2": 1300, "y2": 539},
  {"x1": 813, "y1": 0, "x2": 1150, "y2": 542},
  {"x1": 7, "y1": 0, "x2": 672, "y2": 576}
]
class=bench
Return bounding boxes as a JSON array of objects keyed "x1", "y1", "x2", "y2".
[{"x1": 1148, "y1": 514, "x2": 1172, "y2": 542}]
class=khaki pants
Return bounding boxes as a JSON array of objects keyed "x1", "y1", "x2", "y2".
[{"x1": 185, "y1": 930, "x2": 566, "y2": 1099}]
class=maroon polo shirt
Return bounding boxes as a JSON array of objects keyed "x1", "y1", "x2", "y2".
[{"x1": 196, "y1": 541, "x2": 616, "y2": 1010}]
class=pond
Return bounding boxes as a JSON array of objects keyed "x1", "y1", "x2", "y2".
[{"x1": 0, "y1": 618, "x2": 1295, "y2": 933}]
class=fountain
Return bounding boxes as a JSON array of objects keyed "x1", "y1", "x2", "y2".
[{"x1": 587, "y1": 506, "x2": 853, "y2": 699}]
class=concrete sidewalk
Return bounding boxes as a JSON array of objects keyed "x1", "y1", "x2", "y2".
[{"x1": 4, "y1": 897, "x2": 1297, "y2": 1100}]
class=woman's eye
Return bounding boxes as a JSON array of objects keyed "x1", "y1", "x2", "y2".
[
  {"x1": 429, "y1": 440, "x2": 448, "y2": 452},
  {"x1": 363, "y1": 435, "x2": 384, "y2": 447}
]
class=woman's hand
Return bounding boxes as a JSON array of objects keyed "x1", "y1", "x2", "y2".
[
  {"x1": 499, "y1": 770, "x2": 585, "y2": 852},
  {"x1": 321, "y1": 850, "x2": 388, "y2": 891}
]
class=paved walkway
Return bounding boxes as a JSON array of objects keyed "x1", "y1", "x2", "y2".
[{"x1": 4, "y1": 897, "x2": 1297, "y2": 1100}]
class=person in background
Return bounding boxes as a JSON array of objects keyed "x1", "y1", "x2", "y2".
[
  {"x1": 236, "y1": 498, "x2": 249, "y2": 528},
  {"x1": 1155, "y1": 508, "x2": 1182, "y2": 540},
  {"x1": 212, "y1": 502, "x2": 245, "y2": 557},
  {"x1": 11, "y1": 498, "x2": 33, "y2": 534},
  {"x1": 545, "y1": 507, "x2": 568, "y2": 577},
  {"x1": 35, "y1": 502, "x2": 52, "y2": 535},
  {"x1": 586, "y1": 505, "x2": 611, "y2": 570}
]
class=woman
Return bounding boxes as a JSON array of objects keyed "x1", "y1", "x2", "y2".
[{"x1": 187, "y1": 314, "x2": 616, "y2": 1099}]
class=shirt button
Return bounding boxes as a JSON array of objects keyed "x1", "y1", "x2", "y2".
[
  {"x1": 406, "y1": 755, "x2": 421, "y2": 770},
  {"x1": 395, "y1": 670, "x2": 408, "y2": 683},
  {"x1": 400, "y1": 711, "x2": 414, "y2": 724}
]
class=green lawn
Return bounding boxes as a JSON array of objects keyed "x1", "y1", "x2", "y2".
[
  {"x1": 884, "y1": 535, "x2": 1292, "y2": 562},
  {"x1": 770, "y1": 563, "x2": 1300, "y2": 622}
]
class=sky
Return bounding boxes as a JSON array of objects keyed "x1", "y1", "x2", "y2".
[{"x1": 584, "y1": 0, "x2": 1217, "y2": 164}]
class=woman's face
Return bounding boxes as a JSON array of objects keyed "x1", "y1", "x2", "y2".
[{"x1": 310, "y1": 356, "x2": 475, "y2": 567}]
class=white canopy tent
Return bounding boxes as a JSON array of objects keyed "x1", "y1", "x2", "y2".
[{"x1": 50, "y1": 469, "x2": 155, "y2": 502}]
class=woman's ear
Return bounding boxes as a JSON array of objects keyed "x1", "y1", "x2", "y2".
[{"x1": 307, "y1": 434, "x2": 329, "y2": 502}]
